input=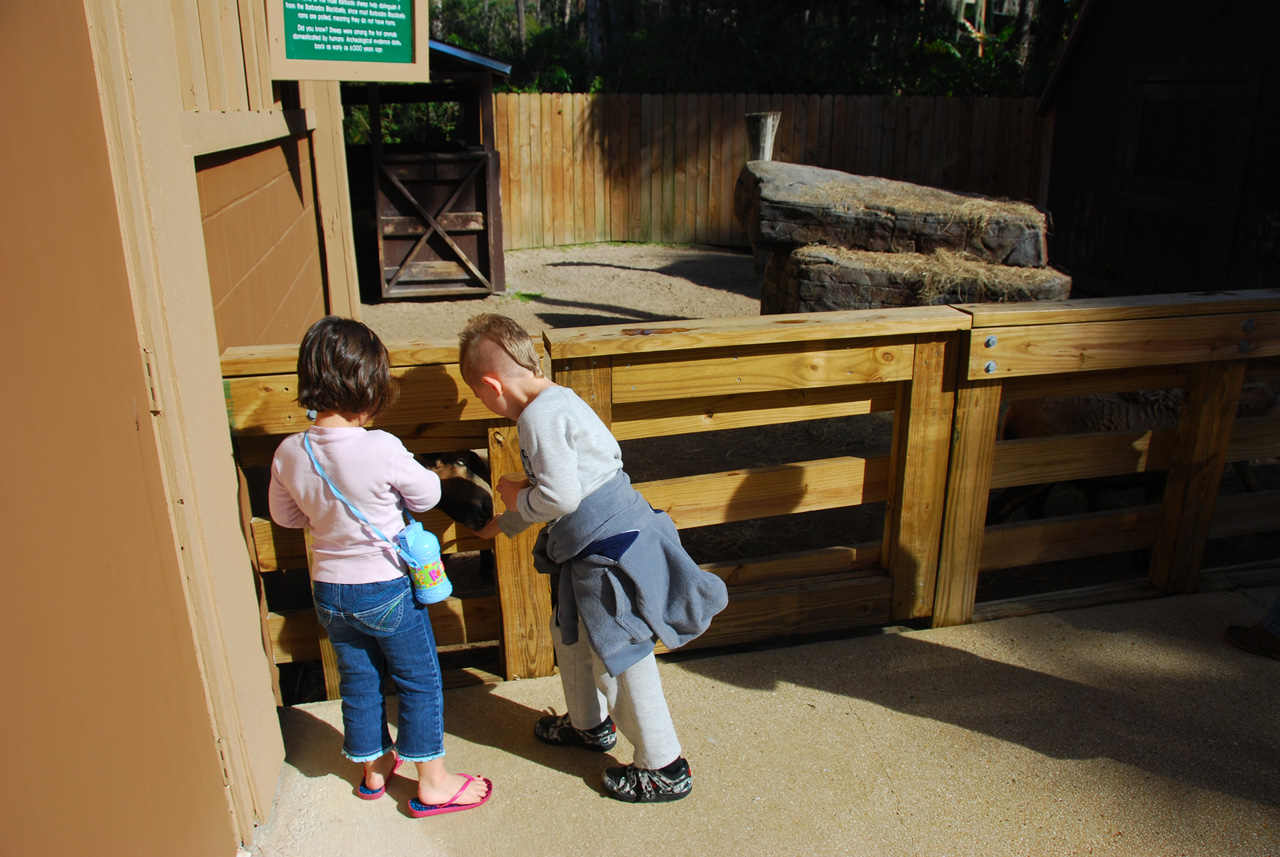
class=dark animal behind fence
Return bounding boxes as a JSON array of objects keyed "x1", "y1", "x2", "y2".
[{"x1": 418, "y1": 450, "x2": 494, "y2": 533}]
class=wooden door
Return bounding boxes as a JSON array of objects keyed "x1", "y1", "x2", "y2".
[{"x1": 374, "y1": 150, "x2": 506, "y2": 299}]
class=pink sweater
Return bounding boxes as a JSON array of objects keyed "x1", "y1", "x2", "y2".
[{"x1": 268, "y1": 426, "x2": 442, "y2": 584}]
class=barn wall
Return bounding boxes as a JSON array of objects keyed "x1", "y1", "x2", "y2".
[
  {"x1": 0, "y1": 3, "x2": 239, "y2": 854},
  {"x1": 1046, "y1": 0, "x2": 1280, "y2": 297},
  {"x1": 197, "y1": 135, "x2": 328, "y2": 351}
]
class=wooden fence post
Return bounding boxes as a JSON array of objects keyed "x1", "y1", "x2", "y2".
[
  {"x1": 551, "y1": 353, "x2": 614, "y2": 427},
  {"x1": 1148, "y1": 359, "x2": 1248, "y2": 594},
  {"x1": 932, "y1": 376, "x2": 1002, "y2": 627},
  {"x1": 884, "y1": 333, "x2": 957, "y2": 620},
  {"x1": 487, "y1": 424, "x2": 555, "y2": 679}
]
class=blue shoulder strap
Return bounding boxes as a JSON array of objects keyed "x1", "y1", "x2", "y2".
[{"x1": 303, "y1": 430, "x2": 416, "y2": 566}]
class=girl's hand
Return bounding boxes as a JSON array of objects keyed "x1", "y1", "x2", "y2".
[{"x1": 474, "y1": 516, "x2": 503, "y2": 541}]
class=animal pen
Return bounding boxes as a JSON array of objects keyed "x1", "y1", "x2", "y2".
[{"x1": 222, "y1": 289, "x2": 1280, "y2": 697}]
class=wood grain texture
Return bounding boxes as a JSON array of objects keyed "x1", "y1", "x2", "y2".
[
  {"x1": 971, "y1": 579, "x2": 1161, "y2": 623},
  {"x1": 225, "y1": 365, "x2": 491, "y2": 436},
  {"x1": 636, "y1": 455, "x2": 890, "y2": 530},
  {"x1": 544, "y1": 305, "x2": 970, "y2": 359},
  {"x1": 990, "y1": 430, "x2": 1174, "y2": 489},
  {"x1": 609, "y1": 383, "x2": 897, "y2": 441},
  {"x1": 487, "y1": 425, "x2": 554, "y2": 679},
  {"x1": 611, "y1": 339, "x2": 914, "y2": 403},
  {"x1": 1148, "y1": 360, "x2": 1248, "y2": 593},
  {"x1": 968, "y1": 312, "x2": 1277, "y2": 380},
  {"x1": 664, "y1": 573, "x2": 893, "y2": 652},
  {"x1": 932, "y1": 378, "x2": 1001, "y2": 627},
  {"x1": 267, "y1": 595, "x2": 500, "y2": 661},
  {"x1": 957, "y1": 290, "x2": 1280, "y2": 327},
  {"x1": 979, "y1": 506, "x2": 1161, "y2": 571},
  {"x1": 251, "y1": 514, "x2": 490, "y2": 573},
  {"x1": 884, "y1": 334, "x2": 956, "y2": 620}
]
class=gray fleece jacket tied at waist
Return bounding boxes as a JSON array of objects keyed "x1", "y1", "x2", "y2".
[{"x1": 534, "y1": 471, "x2": 729, "y2": 676}]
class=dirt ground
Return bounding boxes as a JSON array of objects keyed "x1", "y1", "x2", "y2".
[{"x1": 361, "y1": 243, "x2": 760, "y2": 343}]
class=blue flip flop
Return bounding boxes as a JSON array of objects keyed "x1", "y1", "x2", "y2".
[{"x1": 357, "y1": 755, "x2": 404, "y2": 800}]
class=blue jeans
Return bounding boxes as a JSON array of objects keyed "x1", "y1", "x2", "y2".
[{"x1": 312, "y1": 576, "x2": 445, "y2": 763}]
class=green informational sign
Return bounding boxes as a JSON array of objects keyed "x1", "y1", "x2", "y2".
[{"x1": 283, "y1": 0, "x2": 414, "y2": 64}]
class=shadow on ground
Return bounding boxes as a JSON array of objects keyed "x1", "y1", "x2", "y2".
[{"x1": 668, "y1": 603, "x2": 1280, "y2": 809}]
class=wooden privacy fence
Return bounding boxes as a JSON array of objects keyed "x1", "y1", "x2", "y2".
[
  {"x1": 491, "y1": 93, "x2": 1050, "y2": 251},
  {"x1": 222, "y1": 289, "x2": 1280, "y2": 694}
]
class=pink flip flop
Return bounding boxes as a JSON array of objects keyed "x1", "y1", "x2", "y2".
[
  {"x1": 357, "y1": 755, "x2": 404, "y2": 800},
  {"x1": 407, "y1": 775, "x2": 493, "y2": 817}
]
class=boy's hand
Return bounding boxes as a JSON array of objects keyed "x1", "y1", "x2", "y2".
[
  {"x1": 474, "y1": 516, "x2": 502, "y2": 541},
  {"x1": 497, "y1": 474, "x2": 529, "y2": 510}
]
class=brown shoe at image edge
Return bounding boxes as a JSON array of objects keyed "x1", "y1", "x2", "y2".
[{"x1": 1226, "y1": 623, "x2": 1280, "y2": 661}]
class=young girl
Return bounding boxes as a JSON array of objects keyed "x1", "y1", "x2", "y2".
[{"x1": 268, "y1": 316, "x2": 492, "y2": 817}]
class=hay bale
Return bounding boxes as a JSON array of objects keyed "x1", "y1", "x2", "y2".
[
  {"x1": 735, "y1": 161, "x2": 1049, "y2": 268},
  {"x1": 763, "y1": 245, "x2": 1072, "y2": 314}
]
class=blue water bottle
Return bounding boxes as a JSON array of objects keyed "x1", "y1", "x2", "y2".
[{"x1": 396, "y1": 522, "x2": 452, "y2": 604}]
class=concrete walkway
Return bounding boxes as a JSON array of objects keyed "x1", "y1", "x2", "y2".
[{"x1": 247, "y1": 586, "x2": 1280, "y2": 857}]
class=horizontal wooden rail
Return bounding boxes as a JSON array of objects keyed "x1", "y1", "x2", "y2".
[
  {"x1": 267, "y1": 596, "x2": 500, "y2": 663},
  {"x1": 967, "y1": 312, "x2": 1280, "y2": 380},
  {"x1": 544, "y1": 306, "x2": 970, "y2": 359},
  {"x1": 637, "y1": 455, "x2": 889, "y2": 529},
  {"x1": 1208, "y1": 490, "x2": 1280, "y2": 540},
  {"x1": 980, "y1": 507, "x2": 1161, "y2": 572},
  {"x1": 250, "y1": 515, "x2": 490, "y2": 573},
  {"x1": 661, "y1": 572, "x2": 894, "y2": 653},
  {"x1": 956, "y1": 290, "x2": 1280, "y2": 326},
  {"x1": 702, "y1": 542, "x2": 883, "y2": 588},
  {"x1": 612, "y1": 338, "x2": 915, "y2": 402},
  {"x1": 610, "y1": 382, "x2": 897, "y2": 441},
  {"x1": 990, "y1": 430, "x2": 1173, "y2": 489},
  {"x1": 224, "y1": 365, "x2": 491, "y2": 437},
  {"x1": 998, "y1": 366, "x2": 1188, "y2": 401}
]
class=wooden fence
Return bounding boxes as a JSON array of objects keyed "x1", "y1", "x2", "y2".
[
  {"x1": 222, "y1": 289, "x2": 1280, "y2": 695},
  {"x1": 491, "y1": 93, "x2": 1051, "y2": 251}
]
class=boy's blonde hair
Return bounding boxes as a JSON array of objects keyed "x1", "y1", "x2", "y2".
[{"x1": 458, "y1": 313, "x2": 543, "y2": 383}]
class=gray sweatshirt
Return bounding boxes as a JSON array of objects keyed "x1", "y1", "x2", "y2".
[{"x1": 497, "y1": 384, "x2": 623, "y2": 536}]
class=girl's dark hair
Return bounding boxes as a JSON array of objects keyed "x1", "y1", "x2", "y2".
[{"x1": 296, "y1": 316, "x2": 396, "y2": 417}]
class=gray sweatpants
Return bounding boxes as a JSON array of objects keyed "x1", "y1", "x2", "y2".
[{"x1": 551, "y1": 616, "x2": 682, "y2": 770}]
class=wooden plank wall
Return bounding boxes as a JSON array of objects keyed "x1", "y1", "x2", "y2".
[
  {"x1": 196, "y1": 136, "x2": 326, "y2": 352},
  {"x1": 493, "y1": 94, "x2": 1048, "y2": 250},
  {"x1": 170, "y1": 0, "x2": 275, "y2": 112}
]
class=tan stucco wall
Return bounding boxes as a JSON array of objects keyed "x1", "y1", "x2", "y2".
[
  {"x1": 198, "y1": 135, "x2": 328, "y2": 351},
  {"x1": 0, "y1": 4, "x2": 238, "y2": 855}
]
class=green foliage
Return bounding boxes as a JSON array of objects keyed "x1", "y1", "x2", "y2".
[
  {"x1": 340, "y1": 0, "x2": 1087, "y2": 147},
  {"x1": 344, "y1": 102, "x2": 463, "y2": 146}
]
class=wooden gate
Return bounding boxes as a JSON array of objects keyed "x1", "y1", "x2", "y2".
[{"x1": 375, "y1": 150, "x2": 505, "y2": 300}]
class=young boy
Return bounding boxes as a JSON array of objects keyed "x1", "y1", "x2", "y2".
[{"x1": 461, "y1": 313, "x2": 728, "y2": 803}]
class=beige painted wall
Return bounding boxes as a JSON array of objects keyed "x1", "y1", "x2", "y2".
[
  {"x1": 0, "y1": 4, "x2": 239, "y2": 854},
  {"x1": 198, "y1": 135, "x2": 328, "y2": 351}
]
